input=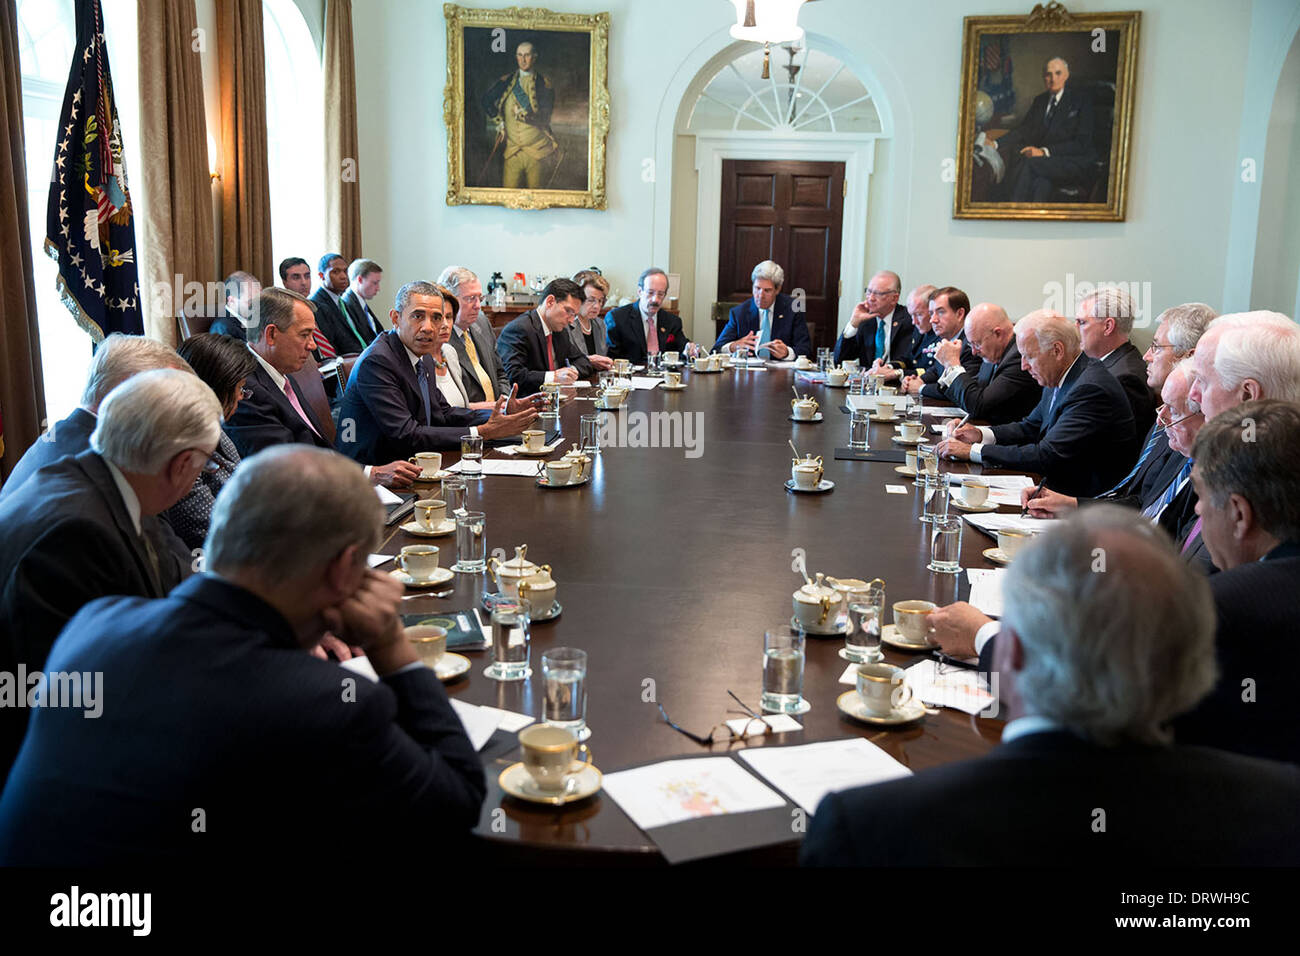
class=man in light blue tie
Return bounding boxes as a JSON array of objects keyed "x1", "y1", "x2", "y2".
[{"x1": 713, "y1": 260, "x2": 813, "y2": 359}]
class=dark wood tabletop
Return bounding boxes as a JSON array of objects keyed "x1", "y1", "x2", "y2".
[{"x1": 384, "y1": 367, "x2": 1013, "y2": 864}]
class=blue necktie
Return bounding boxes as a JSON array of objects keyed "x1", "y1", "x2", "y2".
[
  {"x1": 1101, "y1": 427, "x2": 1164, "y2": 497},
  {"x1": 415, "y1": 359, "x2": 433, "y2": 426},
  {"x1": 1142, "y1": 458, "x2": 1193, "y2": 519},
  {"x1": 875, "y1": 319, "x2": 888, "y2": 362},
  {"x1": 757, "y1": 309, "x2": 772, "y2": 348}
]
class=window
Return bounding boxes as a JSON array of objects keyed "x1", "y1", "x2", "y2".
[
  {"x1": 18, "y1": 0, "x2": 140, "y2": 422},
  {"x1": 262, "y1": 0, "x2": 324, "y2": 272},
  {"x1": 685, "y1": 44, "x2": 879, "y2": 134}
]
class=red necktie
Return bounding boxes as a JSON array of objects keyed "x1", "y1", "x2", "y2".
[
  {"x1": 646, "y1": 317, "x2": 659, "y2": 356},
  {"x1": 546, "y1": 333, "x2": 556, "y2": 371}
]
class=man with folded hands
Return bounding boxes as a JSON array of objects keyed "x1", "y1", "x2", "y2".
[
  {"x1": 802, "y1": 506, "x2": 1300, "y2": 865},
  {"x1": 0, "y1": 446, "x2": 486, "y2": 864}
]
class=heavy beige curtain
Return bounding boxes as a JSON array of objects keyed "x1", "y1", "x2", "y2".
[
  {"x1": 323, "y1": 0, "x2": 361, "y2": 259},
  {"x1": 137, "y1": 0, "x2": 216, "y2": 347},
  {"x1": 217, "y1": 0, "x2": 273, "y2": 284},
  {"x1": 0, "y1": 0, "x2": 47, "y2": 478}
]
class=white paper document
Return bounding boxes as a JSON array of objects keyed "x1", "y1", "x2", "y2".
[
  {"x1": 945, "y1": 473, "x2": 1035, "y2": 491},
  {"x1": 374, "y1": 485, "x2": 403, "y2": 505},
  {"x1": 922, "y1": 406, "x2": 968, "y2": 418},
  {"x1": 904, "y1": 658, "x2": 997, "y2": 716},
  {"x1": 601, "y1": 757, "x2": 786, "y2": 830},
  {"x1": 447, "y1": 458, "x2": 544, "y2": 477},
  {"x1": 737, "y1": 739, "x2": 913, "y2": 814},
  {"x1": 448, "y1": 699, "x2": 501, "y2": 751},
  {"x1": 367, "y1": 553, "x2": 394, "y2": 568},
  {"x1": 629, "y1": 376, "x2": 662, "y2": 390},
  {"x1": 967, "y1": 568, "x2": 1006, "y2": 617},
  {"x1": 962, "y1": 512, "x2": 1057, "y2": 538}
]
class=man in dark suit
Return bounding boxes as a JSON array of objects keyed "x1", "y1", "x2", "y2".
[
  {"x1": 803, "y1": 506, "x2": 1300, "y2": 866},
  {"x1": 0, "y1": 369, "x2": 222, "y2": 781},
  {"x1": 0, "y1": 446, "x2": 486, "y2": 864},
  {"x1": 2, "y1": 334, "x2": 192, "y2": 501},
  {"x1": 1174, "y1": 401, "x2": 1300, "y2": 763},
  {"x1": 1077, "y1": 286, "x2": 1158, "y2": 439},
  {"x1": 438, "y1": 265, "x2": 513, "y2": 403},
  {"x1": 903, "y1": 286, "x2": 982, "y2": 397},
  {"x1": 938, "y1": 311, "x2": 1137, "y2": 497},
  {"x1": 605, "y1": 268, "x2": 694, "y2": 366},
  {"x1": 931, "y1": 304, "x2": 1040, "y2": 423},
  {"x1": 713, "y1": 260, "x2": 812, "y2": 359},
  {"x1": 339, "y1": 281, "x2": 539, "y2": 464},
  {"x1": 340, "y1": 258, "x2": 385, "y2": 346},
  {"x1": 989, "y1": 57, "x2": 1097, "y2": 203},
  {"x1": 224, "y1": 289, "x2": 419, "y2": 489},
  {"x1": 499, "y1": 277, "x2": 599, "y2": 394},
  {"x1": 832, "y1": 270, "x2": 912, "y2": 368},
  {"x1": 207, "y1": 271, "x2": 262, "y2": 342},
  {"x1": 310, "y1": 253, "x2": 362, "y2": 357}
]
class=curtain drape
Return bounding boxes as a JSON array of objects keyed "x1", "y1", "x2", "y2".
[
  {"x1": 217, "y1": 0, "x2": 273, "y2": 285},
  {"x1": 137, "y1": 0, "x2": 216, "y2": 347},
  {"x1": 0, "y1": 0, "x2": 47, "y2": 479},
  {"x1": 323, "y1": 0, "x2": 361, "y2": 260}
]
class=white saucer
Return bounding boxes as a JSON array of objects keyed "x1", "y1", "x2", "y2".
[
  {"x1": 824, "y1": 381, "x2": 850, "y2": 389},
  {"x1": 537, "y1": 474, "x2": 590, "y2": 489},
  {"x1": 894, "y1": 465, "x2": 918, "y2": 477},
  {"x1": 400, "y1": 519, "x2": 457, "y2": 537},
  {"x1": 785, "y1": 478, "x2": 835, "y2": 494},
  {"x1": 947, "y1": 492, "x2": 998, "y2": 513},
  {"x1": 499, "y1": 761, "x2": 602, "y2": 805},
  {"x1": 432, "y1": 652, "x2": 471, "y2": 681},
  {"x1": 892, "y1": 435, "x2": 927, "y2": 446},
  {"x1": 593, "y1": 400, "x2": 626, "y2": 410},
  {"x1": 389, "y1": 567, "x2": 455, "y2": 588},
  {"x1": 791, "y1": 614, "x2": 851, "y2": 637},
  {"x1": 983, "y1": 547, "x2": 1011, "y2": 566},
  {"x1": 880, "y1": 623, "x2": 931, "y2": 652},
  {"x1": 511, "y1": 444, "x2": 562, "y2": 457},
  {"x1": 689, "y1": 366, "x2": 724, "y2": 374},
  {"x1": 413, "y1": 469, "x2": 452, "y2": 483},
  {"x1": 660, "y1": 382, "x2": 688, "y2": 390},
  {"x1": 789, "y1": 413, "x2": 824, "y2": 423},
  {"x1": 837, "y1": 691, "x2": 927, "y2": 726}
]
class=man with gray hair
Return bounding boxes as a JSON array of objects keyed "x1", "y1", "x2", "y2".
[
  {"x1": 1187, "y1": 311, "x2": 1300, "y2": 420},
  {"x1": 2, "y1": 334, "x2": 192, "y2": 500},
  {"x1": 437, "y1": 265, "x2": 512, "y2": 401},
  {"x1": 0, "y1": 369, "x2": 223, "y2": 781},
  {"x1": 1077, "y1": 285, "x2": 1158, "y2": 438},
  {"x1": 0, "y1": 446, "x2": 486, "y2": 864},
  {"x1": 938, "y1": 309, "x2": 1137, "y2": 496},
  {"x1": 802, "y1": 506, "x2": 1300, "y2": 865},
  {"x1": 833, "y1": 269, "x2": 912, "y2": 369},
  {"x1": 712, "y1": 260, "x2": 812, "y2": 359},
  {"x1": 340, "y1": 258, "x2": 384, "y2": 348},
  {"x1": 208, "y1": 270, "x2": 262, "y2": 342}
]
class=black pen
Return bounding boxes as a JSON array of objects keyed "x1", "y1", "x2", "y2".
[{"x1": 1020, "y1": 477, "x2": 1046, "y2": 517}]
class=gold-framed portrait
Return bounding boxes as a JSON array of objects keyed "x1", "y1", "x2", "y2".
[
  {"x1": 443, "y1": 4, "x2": 610, "y2": 209},
  {"x1": 953, "y1": 3, "x2": 1140, "y2": 221}
]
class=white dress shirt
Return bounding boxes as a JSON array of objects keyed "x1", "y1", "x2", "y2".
[{"x1": 102, "y1": 460, "x2": 142, "y2": 535}]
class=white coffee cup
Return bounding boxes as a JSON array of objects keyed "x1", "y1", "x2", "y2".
[
  {"x1": 415, "y1": 498, "x2": 447, "y2": 530},
  {"x1": 961, "y1": 478, "x2": 990, "y2": 507},
  {"x1": 523, "y1": 429, "x2": 546, "y2": 452},
  {"x1": 405, "y1": 624, "x2": 447, "y2": 668},
  {"x1": 665, "y1": 371, "x2": 682, "y2": 386},
  {"x1": 397, "y1": 545, "x2": 440, "y2": 582},
  {"x1": 842, "y1": 359, "x2": 860, "y2": 372},
  {"x1": 900, "y1": 421, "x2": 924, "y2": 441},
  {"x1": 997, "y1": 528, "x2": 1032, "y2": 559},
  {"x1": 876, "y1": 400, "x2": 897, "y2": 420},
  {"x1": 408, "y1": 452, "x2": 441, "y2": 479},
  {"x1": 904, "y1": 448, "x2": 920, "y2": 472},
  {"x1": 546, "y1": 461, "x2": 573, "y2": 485},
  {"x1": 892, "y1": 600, "x2": 936, "y2": 643},
  {"x1": 693, "y1": 356, "x2": 709, "y2": 371},
  {"x1": 519, "y1": 724, "x2": 592, "y2": 793},
  {"x1": 856, "y1": 662, "x2": 913, "y2": 717}
]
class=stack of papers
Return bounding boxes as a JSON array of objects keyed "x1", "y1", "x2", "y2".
[
  {"x1": 902, "y1": 659, "x2": 997, "y2": 716},
  {"x1": 737, "y1": 739, "x2": 912, "y2": 814},
  {"x1": 961, "y1": 512, "x2": 1057, "y2": 538},
  {"x1": 922, "y1": 406, "x2": 969, "y2": 418},
  {"x1": 945, "y1": 473, "x2": 1035, "y2": 491},
  {"x1": 966, "y1": 568, "x2": 1005, "y2": 617},
  {"x1": 446, "y1": 459, "x2": 544, "y2": 477},
  {"x1": 602, "y1": 757, "x2": 786, "y2": 829}
]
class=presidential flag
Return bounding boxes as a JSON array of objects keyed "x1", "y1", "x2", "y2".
[{"x1": 45, "y1": 0, "x2": 142, "y2": 341}]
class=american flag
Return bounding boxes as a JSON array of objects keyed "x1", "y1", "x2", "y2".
[{"x1": 44, "y1": 0, "x2": 142, "y2": 341}]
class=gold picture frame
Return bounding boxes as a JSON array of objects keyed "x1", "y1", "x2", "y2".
[
  {"x1": 953, "y1": 3, "x2": 1140, "y2": 221},
  {"x1": 444, "y1": 4, "x2": 610, "y2": 209}
]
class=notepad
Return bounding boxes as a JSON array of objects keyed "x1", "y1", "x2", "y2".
[{"x1": 737, "y1": 739, "x2": 912, "y2": 814}]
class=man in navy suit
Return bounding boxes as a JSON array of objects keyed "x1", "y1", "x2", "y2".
[
  {"x1": 712, "y1": 260, "x2": 812, "y2": 359},
  {"x1": 903, "y1": 286, "x2": 982, "y2": 397},
  {"x1": 2, "y1": 335, "x2": 192, "y2": 501},
  {"x1": 497, "y1": 277, "x2": 598, "y2": 394},
  {"x1": 207, "y1": 271, "x2": 261, "y2": 342},
  {"x1": 938, "y1": 310, "x2": 1137, "y2": 497},
  {"x1": 802, "y1": 506, "x2": 1300, "y2": 866},
  {"x1": 310, "y1": 252, "x2": 361, "y2": 356},
  {"x1": 928, "y1": 303, "x2": 1039, "y2": 422},
  {"x1": 1077, "y1": 286, "x2": 1158, "y2": 440},
  {"x1": 833, "y1": 270, "x2": 913, "y2": 367},
  {"x1": 0, "y1": 446, "x2": 486, "y2": 864},
  {"x1": 605, "y1": 268, "x2": 696, "y2": 365},
  {"x1": 340, "y1": 258, "x2": 385, "y2": 346},
  {"x1": 989, "y1": 57, "x2": 1097, "y2": 203},
  {"x1": 0, "y1": 370, "x2": 221, "y2": 782},
  {"x1": 338, "y1": 281, "x2": 539, "y2": 464}
]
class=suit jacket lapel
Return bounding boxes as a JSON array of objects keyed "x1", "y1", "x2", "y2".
[{"x1": 80, "y1": 453, "x2": 164, "y2": 596}]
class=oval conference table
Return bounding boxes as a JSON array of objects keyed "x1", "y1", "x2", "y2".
[{"x1": 384, "y1": 364, "x2": 1015, "y2": 865}]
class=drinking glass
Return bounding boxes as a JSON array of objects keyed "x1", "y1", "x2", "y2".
[
  {"x1": 906, "y1": 398, "x2": 925, "y2": 426},
  {"x1": 580, "y1": 414, "x2": 601, "y2": 455},
  {"x1": 817, "y1": 348, "x2": 832, "y2": 373},
  {"x1": 452, "y1": 511, "x2": 486, "y2": 573},
  {"x1": 486, "y1": 602, "x2": 531, "y2": 680},
  {"x1": 542, "y1": 647, "x2": 589, "y2": 740},
  {"x1": 845, "y1": 580, "x2": 886, "y2": 663},
  {"x1": 928, "y1": 515, "x2": 963, "y2": 574},
  {"x1": 918, "y1": 443, "x2": 940, "y2": 479},
  {"x1": 761, "y1": 628, "x2": 807, "y2": 714},
  {"x1": 440, "y1": 475, "x2": 468, "y2": 517},
  {"x1": 920, "y1": 473, "x2": 950, "y2": 524},
  {"x1": 459, "y1": 434, "x2": 483, "y2": 478},
  {"x1": 848, "y1": 408, "x2": 871, "y2": 450}
]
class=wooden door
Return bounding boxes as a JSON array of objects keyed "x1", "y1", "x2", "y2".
[{"x1": 717, "y1": 159, "x2": 844, "y2": 352}]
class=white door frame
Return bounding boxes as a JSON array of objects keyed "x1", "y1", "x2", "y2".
[{"x1": 692, "y1": 131, "x2": 880, "y2": 346}]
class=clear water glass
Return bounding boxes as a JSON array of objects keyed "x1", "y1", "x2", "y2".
[
  {"x1": 761, "y1": 628, "x2": 806, "y2": 714},
  {"x1": 928, "y1": 515, "x2": 963, "y2": 574},
  {"x1": 845, "y1": 582, "x2": 886, "y2": 662},
  {"x1": 452, "y1": 511, "x2": 486, "y2": 572},
  {"x1": 817, "y1": 348, "x2": 832, "y2": 373},
  {"x1": 459, "y1": 434, "x2": 483, "y2": 477},
  {"x1": 580, "y1": 413, "x2": 601, "y2": 455},
  {"x1": 486, "y1": 602, "x2": 530, "y2": 680},
  {"x1": 920, "y1": 474, "x2": 950, "y2": 524},
  {"x1": 918, "y1": 443, "x2": 940, "y2": 479},
  {"x1": 542, "y1": 647, "x2": 589, "y2": 739},
  {"x1": 849, "y1": 408, "x2": 871, "y2": 450},
  {"x1": 440, "y1": 475, "x2": 468, "y2": 516}
]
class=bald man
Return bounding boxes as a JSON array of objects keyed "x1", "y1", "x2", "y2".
[
  {"x1": 833, "y1": 270, "x2": 914, "y2": 367},
  {"x1": 934, "y1": 303, "x2": 1041, "y2": 424},
  {"x1": 937, "y1": 310, "x2": 1137, "y2": 497}
]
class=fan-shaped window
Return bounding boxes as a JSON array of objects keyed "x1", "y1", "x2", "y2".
[
  {"x1": 263, "y1": 0, "x2": 324, "y2": 269},
  {"x1": 685, "y1": 44, "x2": 879, "y2": 134}
]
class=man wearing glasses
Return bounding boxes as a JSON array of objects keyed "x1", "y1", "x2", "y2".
[
  {"x1": 605, "y1": 267, "x2": 698, "y2": 366},
  {"x1": 498, "y1": 277, "x2": 599, "y2": 394},
  {"x1": 438, "y1": 265, "x2": 515, "y2": 402},
  {"x1": 832, "y1": 270, "x2": 913, "y2": 368}
]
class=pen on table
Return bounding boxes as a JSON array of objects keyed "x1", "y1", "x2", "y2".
[{"x1": 1020, "y1": 478, "x2": 1046, "y2": 517}]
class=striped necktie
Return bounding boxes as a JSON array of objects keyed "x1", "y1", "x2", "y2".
[
  {"x1": 1142, "y1": 458, "x2": 1193, "y2": 520},
  {"x1": 1100, "y1": 427, "x2": 1164, "y2": 498}
]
